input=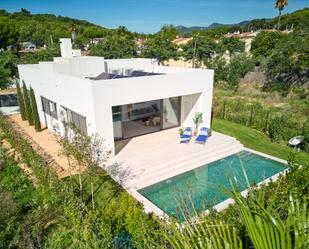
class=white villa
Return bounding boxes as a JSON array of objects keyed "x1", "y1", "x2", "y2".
[
  {"x1": 17, "y1": 39, "x2": 287, "y2": 218},
  {"x1": 18, "y1": 39, "x2": 214, "y2": 155}
]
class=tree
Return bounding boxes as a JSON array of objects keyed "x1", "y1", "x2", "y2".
[
  {"x1": 83, "y1": 26, "x2": 105, "y2": 45},
  {"x1": 143, "y1": 35, "x2": 178, "y2": 64},
  {"x1": 0, "y1": 52, "x2": 16, "y2": 89},
  {"x1": 90, "y1": 33, "x2": 136, "y2": 59},
  {"x1": 142, "y1": 25, "x2": 179, "y2": 64},
  {"x1": 206, "y1": 53, "x2": 255, "y2": 91},
  {"x1": 16, "y1": 80, "x2": 26, "y2": 120},
  {"x1": 157, "y1": 25, "x2": 179, "y2": 40},
  {"x1": 29, "y1": 87, "x2": 41, "y2": 131},
  {"x1": 22, "y1": 82, "x2": 33, "y2": 125},
  {"x1": 216, "y1": 37, "x2": 245, "y2": 54},
  {"x1": 263, "y1": 32, "x2": 309, "y2": 96},
  {"x1": 251, "y1": 31, "x2": 283, "y2": 57},
  {"x1": 0, "y1": 16, "x2": 19, "y2": 49},
  {"x1": 275, "y1": 0, "x2": 288, "y2": 29},
  {"x1": 182, "y1": 36, "x2": 216, "y2": 67}
]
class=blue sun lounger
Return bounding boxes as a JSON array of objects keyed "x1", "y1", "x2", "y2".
[
  {"x1": 180, "y1": 127, "x2": 192, "y2": 143},
  {"x1": 195, "y1": 127, "x2": 208, "y2": 144}
]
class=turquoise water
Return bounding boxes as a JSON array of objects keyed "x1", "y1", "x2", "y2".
[{"x1": 138, "y1": 151, "x2": 287, "y2": 220}]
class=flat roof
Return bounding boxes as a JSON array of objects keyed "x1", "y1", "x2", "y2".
[{"x1": 89, "y1": 70, "x2": 164, "y2": 80}]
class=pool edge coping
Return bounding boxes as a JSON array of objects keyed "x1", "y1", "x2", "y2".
[{"x1": 129, "y1": 147, "x2": 289, "y2": 220}]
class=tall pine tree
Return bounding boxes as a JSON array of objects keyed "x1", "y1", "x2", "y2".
[
  {"x1": 29, "y1": 87, "x2": 41, "y2": 131},
  {"x1": 22, "y1": 81, "x2": 34, "y2": 125},
  {"x1": 16, "y1": 81, "x2": 26, "y2": 120}
]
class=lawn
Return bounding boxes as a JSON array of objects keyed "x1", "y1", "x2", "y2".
[{"x1": 212, "y1": 118, "x2": 309, "y2": 165}]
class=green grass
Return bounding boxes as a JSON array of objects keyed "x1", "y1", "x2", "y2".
[{"x1": 212, "y1": 118, "x2": 309, "y2": 165}]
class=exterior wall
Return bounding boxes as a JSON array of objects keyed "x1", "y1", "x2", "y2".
[
  {"x1": 92, "y1": 69, "x2": 214, "y2": 154},
  {"x1": 53, "y1": 56, "x2": 105, "y2": 78},
  {"x1": 18, "y1": 64, "x2": 97, "y2": 137},
  {"x1": 18, "y1": 58, "x2": 214, "y2": 156},
  {"x1": 104, "y1": 58, "x2": 157, "y2": 74}
]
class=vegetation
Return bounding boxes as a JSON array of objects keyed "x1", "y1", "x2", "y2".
[
  {"x1": 262, "y1": 32, "x2": 309, "y2": 96},
  {"x1": 16, "y1": 80, "x2": 26, "y2": 120},
  {"x1": 0, "y1": 115, "x2": 160, "y2": 248},
  {"x1": 142, "y1": 25, "x2": 179, "y2": 64},
  {"x1": 275, "y1": 0, "x2": 289, "y2": 28},
  {"x1": 22, "y1": 82, "x2": 33, "y2": 125},
  {"x1": 0, "y1": 52, "x2": 17, "y2": 88},
  {"x1": 90, "y1": 26, "x2": 136, "y2": 59},
  {"x1": 0, "y1": 16, "x2": 19, "y2": 49},
  {"x1": 0, "y1": 8, "x2": 109, "y2": 48},
  {"x1": 0, "y1": 113, "x2": 308, "y2": 248},
  {"x1": 207, "y1": 54, "x2": 255, "y2": 91},
  {"x1": 212, "y1": 118, "x2": 309, "y2": 165},
  {"x1": 251, "y1": 31, "x2": 283, "y2": 57},
  {"x1": 29, "y1": 87, "x2": 41, "y2": 131},
  {"x1": 0, "y1": 4, "x2": 308, "y2": 248}
]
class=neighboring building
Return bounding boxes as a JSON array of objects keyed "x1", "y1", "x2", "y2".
[
  {"x1": 22, "y1": 42, "x2": 37, "y2": 51},
  {"x1": 171, "y1": 37, "x2": 193, "y2": 46},
  {"x1": 18, "y1": 39, "x2": 214, "y2": 155},
  {"x1": 224, "y1": 29, "x2": 292, "y2": 53},
  {"x1": 135, "y1": 38, "x2": 146, "y2": 55},
  {"x1": 224, "y1": 31, "x2": 257, "y2": 53}
]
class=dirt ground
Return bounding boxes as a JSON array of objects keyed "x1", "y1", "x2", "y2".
[{"x1": 8, "y1": 114, "x2": 82, "y2": 178}]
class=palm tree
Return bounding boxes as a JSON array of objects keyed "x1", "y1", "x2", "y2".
[{"x1": 275, "y1": 0, "x2": 288, "y2": 29}]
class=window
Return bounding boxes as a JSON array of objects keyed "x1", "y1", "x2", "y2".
[
  {"x1": 41, "y1": 96, "x2": 58, "y2": 119},
  {"x1": 62, "y1": 106, "x2": 87, "y2": 135}
]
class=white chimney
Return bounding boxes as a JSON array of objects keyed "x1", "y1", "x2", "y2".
[{"x1": 60, "y1": 38, "x2": 73, "y2": 58}]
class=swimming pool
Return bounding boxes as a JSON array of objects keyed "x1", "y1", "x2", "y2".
[{"x1": 138, "y1": 150, "x2": 287, "y2": 220}]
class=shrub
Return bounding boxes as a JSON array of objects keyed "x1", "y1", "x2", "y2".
[
  {"x1": 302, "y1": 118, "x2": 309, "y2": 152},
  {"x1": 22, "y1": 82, "x2": 33, "y2": 125},
  {"x1": 16, "y1": 81, "x2": 26, "y2": 120},
  {"x1": 268, "y1": 116, "x2": 284, "y2": 142},
  {"x1": 29, "y1": 87, "x2": 41, "y2": 131}
]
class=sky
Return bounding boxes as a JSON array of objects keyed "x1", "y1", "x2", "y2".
[{"x1": 1, "y1": 0, "x2": 308, "y2": 33}]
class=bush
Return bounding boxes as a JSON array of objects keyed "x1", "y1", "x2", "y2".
[
  {"x1": 22, "y1": 82, "x2": 33, "y2": 125},
  {"x1": 29, "y1": 87, "x2": 41, "y2": 131},
  {"x1": 268, "y1": 116, "x2": 284, "y2": 142},
  {"x1": 302, "y1": 118, "x2": 309, "y2": 152}
]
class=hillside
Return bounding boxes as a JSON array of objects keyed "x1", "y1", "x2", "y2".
[
  {"x1": 177, "y1": 8, "x2": 309, "y2": 34},
  {"x1": 0, "y1": 8, "x2": 110, "y2": 46}
]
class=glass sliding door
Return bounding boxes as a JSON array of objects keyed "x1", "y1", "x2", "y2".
[
  {"x1": 113, "y1": 96, "x2": 181, "y2": 142},
  {"x1": 162, "y1": 97, "x2": 181, "y2": 129},
  {"x1": 122, "y1": 100, "x2": 161, "y2": 139}
]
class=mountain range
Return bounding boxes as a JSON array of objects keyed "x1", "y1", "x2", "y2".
[{"x1": 176, "y1": 21, "x2": 250, "y2": 33}]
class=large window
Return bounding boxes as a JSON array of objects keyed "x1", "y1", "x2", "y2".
[
  {"x1": 62, "y1": 106, "x2": 87, "y2": 135},
  {"x1": 112, "y1": 97, "x2": 181, "y2": 141},
  {"x1": 41, "y1": 96, "x2": 58, "y2": 119}
]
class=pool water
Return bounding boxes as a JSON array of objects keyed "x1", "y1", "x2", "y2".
[{"x1": 138, "y1": 150, "x2": 287, "y2": 220}]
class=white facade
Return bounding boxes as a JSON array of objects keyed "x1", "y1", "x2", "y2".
[{"x1": 18, "y1": 40, "x2": 214, "y2": 155}]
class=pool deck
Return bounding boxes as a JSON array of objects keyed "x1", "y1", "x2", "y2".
[{"x1": 106, "y1": 127, "x2": 246, "y2": 217}]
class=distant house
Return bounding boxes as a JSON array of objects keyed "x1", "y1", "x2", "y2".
[
  {"x1": 171, "y1": 37, "x2": 193, "y2": 46},
  {"x1": 135, "y1": 38, "x2": 146, "y2": 55},
  {"x1": 23, "y1": 42, "x2": 36, "y2": 51},
  {"x1": 224, "y1": 29, "x2": 292, "y2": 53}
]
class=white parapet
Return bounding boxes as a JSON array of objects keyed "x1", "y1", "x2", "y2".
[{"x1": 60, "y1": 38, "x2": 73, "y2": 58}]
